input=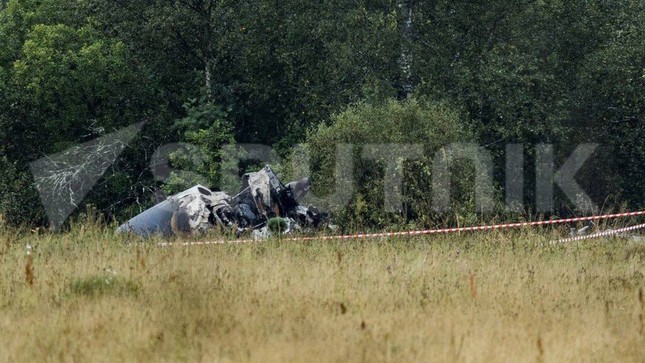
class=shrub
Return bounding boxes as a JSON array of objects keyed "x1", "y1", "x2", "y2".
[
  {"x1": 0, "y1": 156, "x2": 46, "y2": 227},
  {"x1": 163, "y1": 98, "x2": 235, "y2": 195},
  {"x1": 287, "y1": 98, "x2": 492, "y2": 230}
]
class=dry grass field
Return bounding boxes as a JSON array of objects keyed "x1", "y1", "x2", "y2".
[{"x1": 1, "y1": 223, "x2": 645, "y2": 362}]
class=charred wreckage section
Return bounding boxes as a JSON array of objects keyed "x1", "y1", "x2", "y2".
[{"x1": 116, "y1": 166, "x2": 329, "y2": 238}]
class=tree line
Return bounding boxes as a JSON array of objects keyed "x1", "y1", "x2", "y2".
[{"x1": 0, "y1": 0, "x2": 643, "y2": 228}]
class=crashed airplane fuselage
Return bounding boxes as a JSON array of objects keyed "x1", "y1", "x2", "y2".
[{"x1": 116, "y1": 166, "x2": 326, "y2": 238}]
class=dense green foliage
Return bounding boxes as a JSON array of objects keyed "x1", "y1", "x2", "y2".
[
  {"x1": 0, "y1": 0, "x2": 643, "y2": 227},
  {"x1": 296, "y1": 99, "x2": 487, "y2": 229}
]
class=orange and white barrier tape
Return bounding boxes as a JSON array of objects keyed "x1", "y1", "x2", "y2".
[
  {"x1": 158, "y1": 210, "x2": 645, "y2": 247},
  {"x1": 553, "y1": 223, "x2": 645, "y2": 244}
]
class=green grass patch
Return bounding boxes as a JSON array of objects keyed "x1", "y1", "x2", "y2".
[{"x1": 68, "y1": 275, "x2": 139, "y2": 297}]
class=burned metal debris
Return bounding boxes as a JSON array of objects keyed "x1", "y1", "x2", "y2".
[{"x1": 116, "y1": 166, "x2": 328, "y2": 238}]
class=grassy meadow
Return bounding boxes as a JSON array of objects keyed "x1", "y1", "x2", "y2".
[{"x1": 1, "y1": 224, "x2": 644, "y2": 362}]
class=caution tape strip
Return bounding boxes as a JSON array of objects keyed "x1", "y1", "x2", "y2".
[
  {"x1": 553, "y1": 223, "x2": 645, "y2": 244},
  {"x1": 159, "y1": 210, "x2": 645, "y2": 247}
]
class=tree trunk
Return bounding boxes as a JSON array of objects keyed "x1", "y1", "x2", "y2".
[
  {"x1": 204, "y1": 58, "x2": 213, "y2": 101},
  {"x1": 397, "y1": 0, "x2": 414, "y2": 100},
  {"x1": 203, "y1": 0, "x2": 215, "y2": 101}
]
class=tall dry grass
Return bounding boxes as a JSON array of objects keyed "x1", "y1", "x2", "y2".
[{"x1": 1, "y1": 224, "x2": 644, "y2": 362}]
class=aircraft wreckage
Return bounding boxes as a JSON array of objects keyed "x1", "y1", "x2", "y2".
[{"x1": 116, "y1": 166, "x2": 329, "y2": 238}]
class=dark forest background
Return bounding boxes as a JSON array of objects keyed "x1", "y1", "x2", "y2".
[{"x1": 0, "y1": 0, "x2": 643, "y2": 228}]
